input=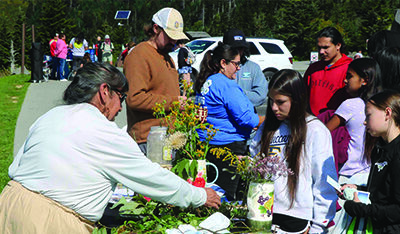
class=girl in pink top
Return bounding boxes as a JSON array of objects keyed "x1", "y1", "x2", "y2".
[{"x1": 55, "y1": 33, "x2": 68, "y2": 81}]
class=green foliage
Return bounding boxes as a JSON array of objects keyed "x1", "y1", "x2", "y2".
[
  {"x1": 94, "y1": 196, "x2": 249, "y2": 233},
  {"x1": 36, "y1": 0, "x2": 74, "y2": 55},
  {"x1": 2, "y1": 0, "x2": 400, "y2": 70},
  {"x1": 0, "y1": 74, "x2": 30, "y2": 190},
  {"x1": 94, "y1": 194, "x2": 212, "y2": 233},
  {"x1": 171, "y1": 158, "x2": 198, "y2": 180}
]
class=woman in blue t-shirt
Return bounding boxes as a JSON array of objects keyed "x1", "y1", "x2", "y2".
[{"x1": 194, "y1": 42, "x2": 264, "y2": 200}]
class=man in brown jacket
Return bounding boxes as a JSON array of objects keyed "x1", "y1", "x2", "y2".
[{"x1": 124, "y1": 8, "x2": 188, "y2": 154}]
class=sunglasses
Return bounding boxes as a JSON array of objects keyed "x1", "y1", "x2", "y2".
[
  {"x1": 109, "y1": 86, "x2": 127, "y2": 104},
  {"x1": 230, "y1": 60, "x2": 242, "y2": 69}
]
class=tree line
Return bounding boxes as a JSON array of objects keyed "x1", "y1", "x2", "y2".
[{"x1": 1, "y1": 0, "x2": 400, "y2": 73}]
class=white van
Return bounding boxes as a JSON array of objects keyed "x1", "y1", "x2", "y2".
[{"x1": 170, "y1": 37, "x2": 293, "y2": 81}]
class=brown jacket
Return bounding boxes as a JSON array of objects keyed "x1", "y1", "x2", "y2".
[{"x1": 124, "y1": 42, "x2": 179, "y2": 143}]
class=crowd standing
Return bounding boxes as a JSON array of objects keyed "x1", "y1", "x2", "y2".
[{"x1": 2, "y1": 6, "x2": 400, "y2": 234}]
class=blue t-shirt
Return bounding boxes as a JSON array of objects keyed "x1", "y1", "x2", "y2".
[{"x1": 196, "y1": 73, "x2": 259, "y2": 145}]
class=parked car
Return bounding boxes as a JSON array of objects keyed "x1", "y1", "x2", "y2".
[{"x1": 170, "y1": 37, "x2": 293, "y2": 81}]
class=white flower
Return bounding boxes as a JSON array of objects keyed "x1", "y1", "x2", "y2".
[{"x1": 165, "y1": 132, "x2": 187, "y2": 149}]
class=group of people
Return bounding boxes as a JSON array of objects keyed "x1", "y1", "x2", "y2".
[
  {"x1": 48, "y1": 33, "x2": 116, "y2": 81},
  {"x1": 2, "y1": 6, "x2": 400, "y2": 234}
]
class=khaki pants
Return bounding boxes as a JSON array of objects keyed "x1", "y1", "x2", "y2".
[{"x1": 0, "y1": 180, "x2": 94, "y2": 234}]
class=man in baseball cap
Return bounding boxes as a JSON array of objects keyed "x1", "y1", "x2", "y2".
[
  {"x1": 152, "y1": 7, "x2": 189, "y2": 41},
  {"x1": 223, "y1": 28, "x2": 267, "y2": 109},
  {"x1": 123, "y1": 8, "x2": 188, "y2": 154}
]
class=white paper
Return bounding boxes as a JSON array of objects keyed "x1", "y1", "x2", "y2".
[{"x1": 327, "y1": 175, "x2": 341, "y2": 193}]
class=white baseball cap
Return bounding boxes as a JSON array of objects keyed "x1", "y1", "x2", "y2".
[{"x1": 152, "y1": 8, "x2": 189, "y2": 40}]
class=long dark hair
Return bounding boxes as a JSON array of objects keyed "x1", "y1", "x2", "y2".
[
  {"x1": 348, "y1": 58, "x2": 382, "y2": 101},
  {"x1": 260, "y1": 69, "x2": 307, "y2": 206},
  {"x1": 375, "y1": 47, "x2": 400, "y2": 92},
  {"x1": 347, "y1": 58, "x2": 382, "y2": 163},
  {"x1": 194, "y1": 42, "x2": 239, "y2": 93}
]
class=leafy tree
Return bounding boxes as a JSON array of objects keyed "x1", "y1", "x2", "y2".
[{"x1": 274, "y1": 0, "x2": 320, "y2": 60}]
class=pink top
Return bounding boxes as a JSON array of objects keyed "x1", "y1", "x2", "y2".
[{"x1": 55, "y1": 39, "x2": 68, "y2": 59}]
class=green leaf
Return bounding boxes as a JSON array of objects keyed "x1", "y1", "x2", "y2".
[
  {"x1": 110, "y1": 196, "x2": 128, "y2": 209},
  {"x1": 269, "y1": 191, "x2": 274, "y2": 197},
  {"x1": 259, "y1": 205, "x2": 267, "y2": 214}
]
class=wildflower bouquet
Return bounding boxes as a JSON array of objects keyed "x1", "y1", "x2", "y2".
[
  {"x1": 211, "y1": 149, "x2": 293, "y2": 226},
  {"x1": 211, "y1": 150, "x2": 293, "y2": 183},
  {"x1": 152, "y1": 81, "x2": 218, "y2": 185}
]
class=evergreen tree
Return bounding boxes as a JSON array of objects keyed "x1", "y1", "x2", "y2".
[{"x1": 37, "y1": 0, "x2": 74, "y2": 54}]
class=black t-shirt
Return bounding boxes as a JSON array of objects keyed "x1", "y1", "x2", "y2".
[{"x1": 178, "y1": 47, "x2": 190, "y2": 69}]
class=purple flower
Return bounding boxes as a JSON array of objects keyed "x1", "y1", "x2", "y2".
[{"x1": 250, "y1": 153, "x2": 293, "y2": 182}]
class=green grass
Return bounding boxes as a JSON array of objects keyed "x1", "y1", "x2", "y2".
[{"x1": 0, "y1": 74, "x2": 30, "y2": 190}]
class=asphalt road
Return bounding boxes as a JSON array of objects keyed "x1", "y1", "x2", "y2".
[
  {"x1": 13, "y1": 61, "x2": 310, "y2": 156},
  {"x1": 13, "y1": 80, "x2": 128, "y2": 156}
]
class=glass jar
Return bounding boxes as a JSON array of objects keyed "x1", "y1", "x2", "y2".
[{"x1": 146, "y1": 126, "x2": 167, "y2": 163}]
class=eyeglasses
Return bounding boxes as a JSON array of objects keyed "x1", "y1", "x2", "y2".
[
  {"x1": 230, "y1": 60, "x2": 242, "y2": 69},
  {"x1": 108, "y1": 85, "x2": 127, "y2": 104}
]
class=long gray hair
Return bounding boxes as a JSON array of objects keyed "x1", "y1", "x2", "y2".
[{"x1": 63, "y1": 63, "x2": 128, "y2": 104}]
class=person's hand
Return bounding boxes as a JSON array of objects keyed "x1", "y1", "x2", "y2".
[
  {"x1": 203, "y1": 188, "x2": 221, "y2": 209},
  {"x1": 254, "y1": 115, "x2": 265, "y2": 130},
  {"x1": 341, "y1": 184, "x2": 357, "y2": 191},
  {"x1": 352, "y1": 191, "x2": 361, "y2": 203},
  {"x1": 178, "y1": 96, "x2": 187, "y2": 110}
]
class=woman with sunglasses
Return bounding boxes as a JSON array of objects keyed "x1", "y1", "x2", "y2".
[{"x1": 194, "y1": 42, "x2": 265, "y2": 201}]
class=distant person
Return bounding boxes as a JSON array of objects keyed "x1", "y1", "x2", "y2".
[
  {"x1": 69, "y1": 33, "x2": 88, "y2": 71},
  {"x1": 177, "y1": 39, "x2": 194, "y2": 95},
  {"x1": 118, "y1": 41, "x2": 135, "y2": 67},
  {"x1": 353, "y1": 51, "x2": 363, "y2": 59},
  {"x1": 95, "y1": 36, "x2": 102, "y2": 62},
  {"x1": 54, "y1": 33, "x2": 68, "y2": 81},
  {"x1": 49, "y1": 33, "x2": 59, "y2": 80},
  {"x1": 304, "y1": 27, "x2": 352, "y2": 116},
  {"x1": 123, "y1": 8, "x2": 188, "y2": 154},
  {"x1": 80, "y1": 52, "x2": 92, "y2": 68},
  {"x1": 101, "y1": 35, "x2": 114, "y2": 65},
  {"x1": 0, "y1": 63, "x2": 220, "y2": 233},
  {"x1": 223, "y1": 28, "x2": 268, "y2": 109}
]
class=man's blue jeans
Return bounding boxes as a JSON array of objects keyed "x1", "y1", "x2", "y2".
[
  {"x1": 57, "y1": 58, "x2": 66, "y2": 80},
  {"x1": 51, "y1": 57, "x2": 58, "y2": 79}
]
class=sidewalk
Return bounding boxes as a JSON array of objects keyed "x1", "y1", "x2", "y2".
[{"x1": 13, "y1": 80, "x2": 127, "y2": 156}]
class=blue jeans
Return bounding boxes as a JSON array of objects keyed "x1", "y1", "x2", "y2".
[
  {"x1": 57, "y1": 58, "x2": 66, "y2": 80},
  {"x1": 50, "y1": 57, "x2": 58, "y2": 79}
]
